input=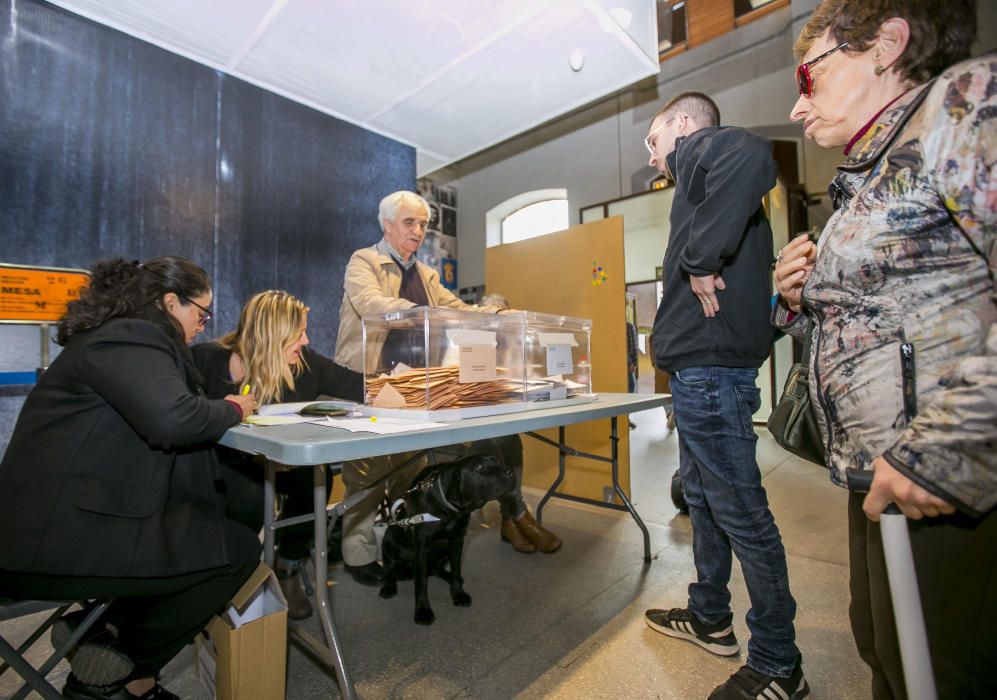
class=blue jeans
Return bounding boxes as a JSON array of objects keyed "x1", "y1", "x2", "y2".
[{"x1": 671, "y1": 365, "x2": 799, "y2": 677}]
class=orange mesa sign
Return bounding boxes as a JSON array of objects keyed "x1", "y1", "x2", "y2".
[{"x1": 0, "y1": 263, "x2": 90, "y2": 323}]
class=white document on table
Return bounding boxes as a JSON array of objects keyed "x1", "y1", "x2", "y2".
[
  {"x1": 318, "y1": 416, "x2": 448, "y2": 434},
  {"x1": 243, "y1": 414, "x2": 315, "y2": 426}
]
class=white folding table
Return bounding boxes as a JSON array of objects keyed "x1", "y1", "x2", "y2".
[{"x1": 219, "y1": 392, "x2": 670, "y2": 699}]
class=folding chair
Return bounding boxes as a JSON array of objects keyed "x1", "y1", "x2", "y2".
[{"x1": 0, "y1": 598, "x2": 111, "y2": 700}]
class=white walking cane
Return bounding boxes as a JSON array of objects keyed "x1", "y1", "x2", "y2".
[{"x1": 847, "y1": 468, "x2": 937, "y2": 700}]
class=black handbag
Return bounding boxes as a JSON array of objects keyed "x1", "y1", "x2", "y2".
[{"x1": 767, "y1": 319, "x2": 826, "y2": 466}]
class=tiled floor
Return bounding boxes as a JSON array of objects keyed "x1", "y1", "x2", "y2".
[{"x1": 1, "y1": 405, "x2": 870, "y2": 699}]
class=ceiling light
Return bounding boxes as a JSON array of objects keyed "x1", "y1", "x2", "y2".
[{"x1": 569, "y1": 49, "x2": 585, "y2": 72}]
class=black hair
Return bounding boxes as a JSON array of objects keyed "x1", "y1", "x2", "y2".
[{"x1": 56, "y1": 256, "x2": 211, "y2": 346}]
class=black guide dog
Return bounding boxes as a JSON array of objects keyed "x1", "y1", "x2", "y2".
[{"x1": 379, "y1": 453, "x2": 517, "y2": 625}]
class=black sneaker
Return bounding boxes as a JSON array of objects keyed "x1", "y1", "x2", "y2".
[
  {"x1": 344, "y1": 561, "x2": 385, "y2": 587},
  {"x1": 644, "y1": 607, "x2": 740, "y2": 656},
  {"x1": 52, "y1": 611, "x2": 134, "y2": 686},
  {"x1": 709, "y1": 657, "x2": 810, "y2": 700}
]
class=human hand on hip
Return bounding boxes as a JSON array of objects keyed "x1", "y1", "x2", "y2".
[{"x1": 690, "y1": 274, "x2": 726, "y2": 318}]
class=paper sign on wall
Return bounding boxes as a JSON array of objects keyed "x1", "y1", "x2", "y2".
[
  {"x1": 459, "y1": 344, "x2": 497, "y2": 383},
  {"x1": 538, "y1": 332, "x2": 578, "y2": 376},
  {"x1": 0, "y1": 264, "x2": 90, "y2": 323}
]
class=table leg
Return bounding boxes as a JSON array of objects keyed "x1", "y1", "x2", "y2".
[
  {"x1": 536, "y1": 426, "x2": 566, "y2": 524},
  {"x1": 608, "y1": 417, "x2": 651, "y2": 562},
  {"x1": 263, "y1": 460, "x2": 276, "y2": 567},
  {"x1": 312, "y1": 464, "x2": 357, "y2": 700}
]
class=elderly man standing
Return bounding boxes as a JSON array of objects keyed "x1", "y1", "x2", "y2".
[{"x1": 333, "y1": 190, "x2": 561, "y2": 586}]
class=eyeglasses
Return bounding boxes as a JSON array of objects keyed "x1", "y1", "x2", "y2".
[
  {"x1": 181, "y1": 296, "x2": 212, "y2": 325},
  {"x1": 644, "y1": 116, "x2": 677, "y2": 155},
  {"x1": 796, "y1": 41, "x2": 848, "y2": 97}
]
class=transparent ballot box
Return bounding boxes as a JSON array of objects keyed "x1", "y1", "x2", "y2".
[{"x1": 361, "y1": 306, "x2": 594, "y2": 420}]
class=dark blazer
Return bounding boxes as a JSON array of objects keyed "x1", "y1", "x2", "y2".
[
  {"x1": 652, "y1": 126, "x2": 780, "y2": 373},
  {"x1": 0, "y1": 318, "x2": 240, "y2": 579}
]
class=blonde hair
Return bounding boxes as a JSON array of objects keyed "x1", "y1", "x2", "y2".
[{"x1": 218, "y1": 290, "x2": 309, "y2": 406}]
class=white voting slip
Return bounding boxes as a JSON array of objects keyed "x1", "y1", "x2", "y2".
[
  {"x1": 243, "y1": 415, "x2": 314, "y2": 426},
  {"x1": 319, "y1": 416, "x2": 448, "y2": 435}
]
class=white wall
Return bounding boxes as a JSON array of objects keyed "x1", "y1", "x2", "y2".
[
  {"x1": 435, "y1": 1, "x2": 817, "y2": 288},
  {"x1": 432, "y1": 0, "x2": 995, "y2": 290}
]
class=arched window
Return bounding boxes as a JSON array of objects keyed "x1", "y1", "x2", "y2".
[{"x1": 485, "y1": 189, "x2": 569, "y2": 247}]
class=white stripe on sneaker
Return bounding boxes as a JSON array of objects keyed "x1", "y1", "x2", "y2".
[{"x1": 759, "y1": 683, "x2": 789, "y2": 700}]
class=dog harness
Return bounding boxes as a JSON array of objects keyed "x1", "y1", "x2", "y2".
[{"x1": 388, "y1": 467, "x2": 462, "y2": 528}]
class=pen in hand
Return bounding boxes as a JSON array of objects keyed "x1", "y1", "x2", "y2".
[
  {"x1": 227, "y1": 385, "x2": 256, "y2": 420},
  {"x1": 241, "y1": 384, "x2": 257, "y2": 415}
]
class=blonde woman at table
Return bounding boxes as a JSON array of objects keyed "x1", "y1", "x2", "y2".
[{"x1": 192, "y1": 290, "x2": 363, "y2": 620}]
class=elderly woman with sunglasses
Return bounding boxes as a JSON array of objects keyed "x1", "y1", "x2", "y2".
[{"x1": 773, "y1": 1, "x2": 995, "y2": 697}]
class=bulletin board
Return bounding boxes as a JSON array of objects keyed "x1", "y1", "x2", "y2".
[
  {"x1": 486, "y1": 217, "x2": 631, "y2": 500},
  {"x1": 0, "y1": 263, "x2": 89, "y2": 324}
]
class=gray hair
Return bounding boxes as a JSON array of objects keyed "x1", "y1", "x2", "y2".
[
  {"x1": 378, "y1": 190, "x2": 431, "y2": 232},
  {"x1": 480, "y1": 293, "x2": 510, "y2": 310}
]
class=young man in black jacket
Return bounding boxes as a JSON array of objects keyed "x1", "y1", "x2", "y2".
[{"x1": 641, "y1": 93, "x2": 808, "y2": 700}]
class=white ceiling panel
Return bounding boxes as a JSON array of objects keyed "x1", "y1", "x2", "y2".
[
  {"x1": 48, "y1": 0, "x2": 658, "y2": 174},
  {"x1": 47, "y1": 0, "x2": 275, "y2": 67}
]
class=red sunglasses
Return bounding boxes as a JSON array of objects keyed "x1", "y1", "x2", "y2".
[{"x1": 796, "y1": 41, "x2": 849, "y2": 97}]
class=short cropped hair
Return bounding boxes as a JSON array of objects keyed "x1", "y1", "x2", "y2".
[
  {"x1": 653, "y1": 92, "x2": 720, "y2": 129},
  {"x1": 794, "y1": 0, "x2": 976, "y2": 85},
  {"x1": 378, "y1": 191, "x2": 431, "y2": 232}
]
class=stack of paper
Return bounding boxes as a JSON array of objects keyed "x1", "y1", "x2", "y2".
[{"x1": 320, "y1": 416, "x2": 448, "y2": 434}]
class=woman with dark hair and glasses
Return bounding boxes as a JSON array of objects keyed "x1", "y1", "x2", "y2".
[
  {"x1": 773, "y1": 1, "x2": 994, "y2": 697},
  {"x1": 0, "y1": 257, "x2": 260, "y2": 700}
]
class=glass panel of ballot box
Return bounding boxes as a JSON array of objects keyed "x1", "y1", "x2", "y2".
[{"x1": 361, "y1": 307, "x2": 594, "y2": 420}]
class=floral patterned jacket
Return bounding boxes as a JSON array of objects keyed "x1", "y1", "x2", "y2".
[{"x1": 775, "y1": 54, "x2": 995, "y2": 517}]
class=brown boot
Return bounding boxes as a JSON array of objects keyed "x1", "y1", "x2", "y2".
[
  {"x1": 515, "y1": 510, "x2": 562, "y2": 553},
  {"x1": 501, "y1": 516, "x2": 537, "y2": 553},
  {"x1": 276, "y1": 563, "x2": 313, "y2": 620}
]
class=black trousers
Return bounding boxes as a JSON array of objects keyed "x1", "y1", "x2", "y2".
[
  {"x1": 0, "y1": 519, "x2": 260, "y2": 678},
  {"x1": 219, "y1": 458, "x2": 331, "y2": 562},
  {"x1": 847, "y1": 492, "x2": 997, "y2": 699}
]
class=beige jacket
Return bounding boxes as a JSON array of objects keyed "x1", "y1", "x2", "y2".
[{"x1": 334, "y1": 241, "x2": 501, "y2": 373}]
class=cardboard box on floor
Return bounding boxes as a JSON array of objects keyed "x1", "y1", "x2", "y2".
[{"x1": 196, "y1": 562, "x2": 288, "y2": 700}]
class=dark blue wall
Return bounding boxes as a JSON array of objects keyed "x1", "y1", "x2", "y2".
[{"x1": 0, "y1": 0, "x2": 415, "y2": 455}]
